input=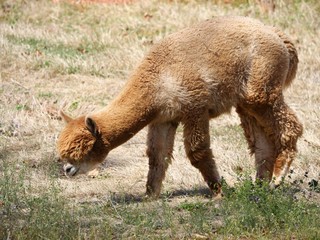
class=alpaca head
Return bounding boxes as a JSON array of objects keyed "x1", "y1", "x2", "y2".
[{"x1": 57, "y1": 111, "x2": 108, "y2": 177}]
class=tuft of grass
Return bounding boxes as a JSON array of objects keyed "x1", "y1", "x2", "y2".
[{"x1": 15, "y1": 104, "x2": 29, "y2": 111}]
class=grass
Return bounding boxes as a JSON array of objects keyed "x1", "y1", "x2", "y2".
[
  {"x1": 1, "y1": 157, "x2": 319, "y2": 239},
  {"x1": 221, "y1": 178, "x2": 320, "y2": 238},
  {"x1": 1, "y1": 0, "x2": 320, "y2": 239},
  {"x1": 0, "y1": 156, "x2": 78, "y2": 239}
]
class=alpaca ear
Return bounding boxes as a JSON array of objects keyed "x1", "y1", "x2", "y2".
[
  {"x1": 85, "y1": 117, "x2": 99, "y2": 137},
  {"x1": 59, "y1": 110, "x2": 73, "y2": 123}
]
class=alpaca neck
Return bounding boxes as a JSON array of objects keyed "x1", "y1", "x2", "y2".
[{"x1": 92, "y1": 74, "x2": 157, "y2": 150}]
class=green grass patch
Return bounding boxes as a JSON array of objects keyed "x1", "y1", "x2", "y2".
[
  {"x1": 5, "y1": 33, "x2": 114, "y2": 75},
  {"x1": 220, "y1": 177, "x2": 320, "y2": 238},
  {"x1": 1, "y1": 157, "x2": 319, "y2": 239},
  {"x1": 0, "y1": 158, "x2": 79, "y2": 239},
  {"x1": 6, "y1": 34, "x2": 108, "y2": 60}
]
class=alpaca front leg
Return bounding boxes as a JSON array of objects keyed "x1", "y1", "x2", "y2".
[
  {"x1": 146, "y1": 122, "x2": 178, "y2": 198},
  {"x1": 183, "y1": 112, "x2": 221, "y2": 195}
]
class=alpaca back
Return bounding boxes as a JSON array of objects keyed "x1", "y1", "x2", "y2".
[{"x1": 141, "y1": 16, "x2": 298, "y2": 120}]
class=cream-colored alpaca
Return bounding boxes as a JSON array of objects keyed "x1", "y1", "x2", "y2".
[{"x1": 57, "y1": 16, "x2": 303, "y2": 198}]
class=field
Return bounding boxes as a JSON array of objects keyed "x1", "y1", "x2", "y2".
[{"x1": 1, "y1": 0, "x2": 320, "y2": 239}]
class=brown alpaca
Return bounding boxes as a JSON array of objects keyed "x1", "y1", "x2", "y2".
[{"x1": 57, "y1": 16, "x2": 303, "y2": 198}]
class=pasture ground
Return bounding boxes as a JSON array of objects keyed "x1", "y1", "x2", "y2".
[{"x1": 1, "y1": 0, "x2": 320, "y2": 239}]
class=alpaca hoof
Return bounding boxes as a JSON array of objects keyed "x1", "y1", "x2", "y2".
[
  {"x1": 208, "y1": 181, "x2": 222, "y2": 196},
  {"x1": 269, "y1": 182, "x2": 280, "y2": 190},
  {"x1": 144, "y1": 193, "x2": 160, "y2": 201},
  {"x1": 212, "y1": 192, "x2": 223, "y2": 200}
]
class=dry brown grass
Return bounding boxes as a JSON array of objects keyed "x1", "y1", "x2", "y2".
[{"x1": 1, "y1": 0, "x2": 319, "y2": 205}]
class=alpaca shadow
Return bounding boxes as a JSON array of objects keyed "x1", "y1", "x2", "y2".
[
  {"x1": 166, "y1": 187, "x2": 212, "y2": 198},
  {"x1": 108, "y1": 187, "x2": 212, "y2": 204}
]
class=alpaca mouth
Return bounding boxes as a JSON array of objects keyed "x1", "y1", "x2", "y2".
[{"x1": 63, "y1": 163, "x2": 79, "y2": 177}]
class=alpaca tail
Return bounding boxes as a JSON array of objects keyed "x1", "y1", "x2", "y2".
[{"x1": 275, "y1": 28, "x2": 299, "y2": 88}]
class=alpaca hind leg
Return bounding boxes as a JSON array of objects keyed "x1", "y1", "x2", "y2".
[
  {"x1": 236, "y1": 106, "x2": 275, "y2": 181},
  {"x1": 268, "y1": 102, "x2": 303, "y2": 187},
  {"x1": 240, "y1": 48, "x2": 302, "y2": 186},
  {"x1": 183, "y1": 111, "x2": 220, "y2": 195},
  {"x1": 146, "y1": 122, "x2": 178, "y2": 198},
  {"x1": 243, "y1": 100, "x2": 303, "y2": 187}
]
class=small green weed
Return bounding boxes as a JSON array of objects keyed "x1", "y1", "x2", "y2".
[
  {"x1": 68, "y1": 101, "x2": 79, "y2": 111},
  {"x1": 38, "y1": 92, "x2": 53, "y2": 99},
  {"x1": 15, "y1": 104, "x2": 29, "y2": 111}
]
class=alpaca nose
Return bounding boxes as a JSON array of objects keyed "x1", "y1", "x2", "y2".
[
  {"x1": 65, "y1": 165, "x2": 73, "y2": 174},
  {"x1": 63, "y1": 163, "x2": 78, "y2": 176}
]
